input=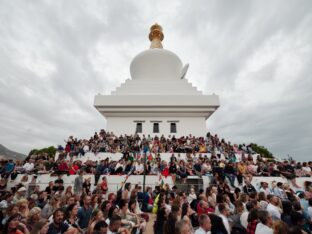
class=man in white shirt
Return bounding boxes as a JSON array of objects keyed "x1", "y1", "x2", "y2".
[
  {"x1": 218, "y1": 203, "x2": 231, "y2": 234},
  {"x1": 273, "y1": 182, "x2": 287, "y2": 200},
  {"x1": 23, "y1": 159, "x2": 34, "y2": 172},
  {"x1": 259, "y1": 182, "x2": 271, "y2": 196},
  {"x1": 195, "y1": 214, "x2": 211, "y2": 234},
  {"x1": 240, "y1": 200, "x2": 257, "y2": 229},
  {"x1": 134, "y1": 161, "x2": 144, "y2": 175},
  {"x1": 266, "y1": 195, "x2": 281, "y2": 221},
  {"x1": 255, "y1": 210, "x2": 273, "y2": 234}
]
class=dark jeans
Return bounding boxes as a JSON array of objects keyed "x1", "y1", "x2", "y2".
[
  {"x1": 225, "y1": 173, "x2": 236, "y2": 187},
  {"x1": 237, "y1": 174, "x2": 243, "y2": 184},
  {"x1": 94, "y1": 173, "x2": 101, "y2": 185}
]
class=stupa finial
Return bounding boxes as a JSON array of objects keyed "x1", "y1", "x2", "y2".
[{"x1": 149, "y1": 23, "x2": 164, "y2": 49}]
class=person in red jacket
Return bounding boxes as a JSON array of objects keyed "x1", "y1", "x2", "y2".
[
  {"x1": 58, "y1": 159, "x2": 69, "y2": 173},
  {"x1": 161, "y1": 162, "x2": 170, "y2": 177},
  {"x1": 69, "y1": 162, "x2": 79, "y2": 175}
]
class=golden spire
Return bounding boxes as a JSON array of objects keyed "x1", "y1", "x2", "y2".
[{"x1": 149, "y1": 23, "x2": 164, "y2": 49}]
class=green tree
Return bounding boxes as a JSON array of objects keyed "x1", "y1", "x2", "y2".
[
  {"x1": 250, "y1": 143, "x2": 273, "y2": 159},
  {"x1": 28, "y1": 146, "x2": 56, "y2": 158}
]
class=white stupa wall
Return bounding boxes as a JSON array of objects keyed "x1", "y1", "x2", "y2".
[
  {"x1": 106, "y1": 116, "x2": 206, "y2": 137},
  {"x1": 94, "y1": 25, "x2": 220, "y2": 138}
]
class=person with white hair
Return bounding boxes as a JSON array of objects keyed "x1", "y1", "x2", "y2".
[
  {"x1": 255, "y1": 210, "x2": 273, "y2": 234},
  {"x1": 194, "y1": 214, "x2": 211, "y2": 234},
  {"x1": 187, "y1": 187, "x2": 197, "y2": 204},
  {"x1": 266, "y1": 195, "x2": 281, "y2": 221},
  {"x1": 13, "y1": 187, "x2": 27, "y2": 203}
]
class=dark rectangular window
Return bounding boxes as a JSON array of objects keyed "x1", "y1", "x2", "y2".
[
  {"x1": 153, "y1": 123, "x2": 159, "y2": 133},
  {"x1": 136, "y1": 123, "x2": 142, "y2": 133},
  {"x1": 170, "y1": 123, "x2": 177, "y2": 133}
]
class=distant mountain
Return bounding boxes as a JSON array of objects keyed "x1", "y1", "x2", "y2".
[{"x1": 0, "y1": 144, "x2": 27, "y2": 161}]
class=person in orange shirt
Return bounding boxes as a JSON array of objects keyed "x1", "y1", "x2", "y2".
[{"x1": 237, "y1": 162, "x2": 247, "y2": 185}]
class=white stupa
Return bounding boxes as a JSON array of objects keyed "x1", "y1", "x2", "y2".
[{"x1": 94, "y1": 24, "x2": 220, "y2": 137}]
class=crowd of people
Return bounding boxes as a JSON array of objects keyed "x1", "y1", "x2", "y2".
[{"x1": 0, "y1": 130, "x2": 312, "y2": 234}]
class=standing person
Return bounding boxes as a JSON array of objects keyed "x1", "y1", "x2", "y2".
[
  {"x1": 28, "y1": 176, "x2": 37, "y2": 198},
  {"x1": 169, "y1": 161, "x2": 177, "y2": 183},
  {"x1": 83, "y1": 178, "x2": 92, "y2": 195},
  {"x1": 101, "y1": 176, "x2": 108, "y2": 197},
  {"x1": 194, "y1": 214, "x2": 211, "y2": 234},
  {"x1": 255, "y1": 210, "x2": 273, "y2": 234},
  {"x1": 77, "y1": 195, "x2": 93, "y2": 231},
  {"x1": 95, "y1": 161, "x2": 104, "y2": 186},
  {"x1": 74, "y1": 170, "x2": 84, "y2": 196}
]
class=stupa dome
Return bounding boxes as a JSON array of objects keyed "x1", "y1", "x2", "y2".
[
  {"x1": 130, "y1": 23, "x2": 183, "y2": 80},
  {"x1": 130, "y1": 48, "x2": 183, "y2": 80}
]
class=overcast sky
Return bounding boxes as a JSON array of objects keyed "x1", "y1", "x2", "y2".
[{"x1": 0, "y1": 0, "x2": 311, "y2": 161}]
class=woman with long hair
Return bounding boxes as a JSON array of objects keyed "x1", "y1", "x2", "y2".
[
  {"x1": 100, "y1": 200, "x2": 112, "y2": 219},
  {"x1": 181, "y1": 202, "x2": 197, "y2": 230},
  {"x1": 65, "y1": 186, "x2": 73, "y2": 197},
  {"x1": 124, "y1": 183, "x2": 132, "y2": 200},
  {"x1": 106, "y1": 205, "x2": 119, "y2": 225},
  {"x1": 87, "y1": 209, "x2": 104, "y2": 234},
  {"x1": 246, "y1": 208, "x2": 258, "y2": 234},
  {"x1": 128, "y1": 199, "x2": 147, "y2": 232},
  {"x1": 26, "y1": 207, "x2": 41, "y2": 232},
  {"x1": 163, "y1": 204, "x2": 181, "y2": 234},
  {"x1": 90, "y1": 194, "x2": 99, "y2": 210},
  {"x1": 273, "y1": 220, "x2": 288, "y2": 234},
  {"x1": 118, "y1": 199, "x2": 142, "y2": 234},
  {"x1": 4, "y1": 213, "x2": 30, "y2": 234},
  {"x1": 64, "y1": 203, "x2": 82, "y2": 233},
  {"x1": 154, "y1": 207, "x2": 168, "y2": 234},
  {"x1": 30, "y1": 219, "x2": 49, "y2": 234}
]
